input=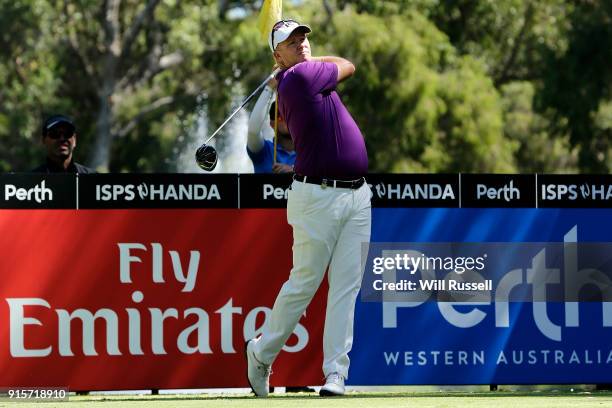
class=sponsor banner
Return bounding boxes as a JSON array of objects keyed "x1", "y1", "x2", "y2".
[
  {"x1": 2, "y1": 207, "x2": 612, "y2": 388},
  {"x1": 0, "y1": 209, "x2": 327, "y2": 390},
  {"x1": 538, "y1": 174, "x2": 612, "y2": 208},
  {"x1": 5, "y1": 173, "x2": 612, "y2": 209},
  {"x1": 461, "y1": 174, "x2": 536, "y2": 207},
  {"x1": 366, "y1": 174, "x2": 459, "y2": 207},
  {"x1": 0, "y1": 174, "x2": 75, "y2": 209},
  {"x1": 239, "y1": 174, "x2": 293, "y2": 208},
  {"x1": 78, "y1": 174, "x2": 238, "y2": 209},
  {"x1": 240, "y1": 174, "x2": 460, "y2": 208},
  {"x1": 350, "y1": 207, "x2": 612, "y2": 385},
  {"x1": 2, "y1": 193, "x2": 612, "y2": 387}
]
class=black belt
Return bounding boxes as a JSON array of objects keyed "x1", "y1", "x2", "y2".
[{"x1": 293, "y1": 174, "x2": 366, "y2": 189}]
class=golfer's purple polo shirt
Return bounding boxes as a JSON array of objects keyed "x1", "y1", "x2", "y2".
[{"x1": 276, "y1": 61, "x2": 368, "y2": 178}]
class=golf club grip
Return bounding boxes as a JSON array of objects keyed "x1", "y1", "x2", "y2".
[{"x1": 204, "y1": 71, "x2": 279, "y2": 145}]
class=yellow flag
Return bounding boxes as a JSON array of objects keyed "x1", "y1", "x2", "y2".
[{"x1": 257, "y1": 0, "x2": 282, "y2": 42}]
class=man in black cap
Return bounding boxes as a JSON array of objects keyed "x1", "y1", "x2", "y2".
[{"x1": 32, "y1": 114, "x2": 94, "y2": 173}]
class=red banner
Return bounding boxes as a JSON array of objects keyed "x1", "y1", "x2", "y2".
[{"x1": 0, "y1": 210, "x2": 327, "y2": 390}]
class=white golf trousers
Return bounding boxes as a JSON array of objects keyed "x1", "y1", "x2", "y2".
[{"x1": 254, "y1": 179, "x2": 372, "y2": 379}]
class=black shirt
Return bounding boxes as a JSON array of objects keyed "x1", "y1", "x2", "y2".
[{"x1": 31, "y1": 159, "x2": 95, "y2": 174}]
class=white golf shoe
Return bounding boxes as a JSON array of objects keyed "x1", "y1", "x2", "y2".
[
  {"x1": 245, "y1": 338, "x2": 271, "y2": 397},
  {"x1": 319, "y1": 372, "x2": 345, "y2": 396}
]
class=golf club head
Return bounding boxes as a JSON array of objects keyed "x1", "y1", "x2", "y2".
[{"x1": 195, "y1": 143, "x2": 218, "y2": 171}]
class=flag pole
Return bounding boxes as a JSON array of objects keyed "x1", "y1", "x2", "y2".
[
  {"x1": 273, "y1": 94, "x2": 279, "y2": 164},
  {"x1": 257, "y1": 0, "x2": 283, "y2": 166}
]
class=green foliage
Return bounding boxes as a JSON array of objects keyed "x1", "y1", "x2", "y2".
[
  {"x1": 0, "y1": 0, "x2": 246, "y2": 172},
  {"x1": 330, "y1": 10, "x2": 515, "y2": 172},
  {"x1": 0, "y1": 0, "x2": 608, "y2": 174},
  {"x1": 0, "y1": 0, "x2": 61, "y2": 171},
  {"x1": 372, "y1": 0, "x2": 572, "y2": 87},
  {"x1": 501, "y1": 81, "x2": 577, "y2": 173},
  {"x1": 538, "y1": 0, "x2": 612, "y2": 172}
]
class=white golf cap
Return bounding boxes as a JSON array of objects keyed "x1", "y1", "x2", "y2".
[{"x1": 269, "y1": 20, "x2": 311, "y2": 52}]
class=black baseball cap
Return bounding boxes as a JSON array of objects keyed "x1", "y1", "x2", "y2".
[{"x1": 42, "y1": 114, "x2": 76, "y2": 136}]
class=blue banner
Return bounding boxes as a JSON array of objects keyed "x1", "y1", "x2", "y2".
[{"x1": 350, "y1": 208, "x2": 612, "y2": 384}]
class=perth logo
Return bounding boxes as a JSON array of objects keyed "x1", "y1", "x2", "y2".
[
  {"x1": 372, "y1": 182, "x2": 455, "y2": 200},
  {"x1": 96, "y1": 183, "x2": 221, "y2": 201},
  {"x1": 4, "y1": 180, "x2": 53, "y2": 203},
  {"x1": 476, "y1": 180, "x2": 520, "y2": 202},
  {"x1": 381, "y1": 226, "x2": 612, "y2": 342},
  {"x1": 263, "y1": 184, "x2": 289, "y2": 200},
  {"x1": 541, "y1": 183, "x2": 612, "y2": 201}
]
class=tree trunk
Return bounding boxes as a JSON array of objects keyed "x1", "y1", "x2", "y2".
[
  {"x1": 87, "y1": 0, "x2": 121, "y2": 171},
  {"x1": 89, "y1": 86, "x2": 115, "y2": 171},
  {"x1": 88, "y1": 49, "x2": 118, "y2": 171}
]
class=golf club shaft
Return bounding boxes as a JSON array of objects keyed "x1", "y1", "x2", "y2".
[{"x1": 204, "y1": 71, "x2": 278, "y2": 145}]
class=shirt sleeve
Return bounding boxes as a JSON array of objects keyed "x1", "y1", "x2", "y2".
[
  {"x1": 247, "y1": 140, "x2": 274, "y2": 173},
  {"x1": 291, "y1": 61, "x2": 338, "y2": 96},
  {"x1": 247, "y1": 86, "x2": 275, "y2": 153}
]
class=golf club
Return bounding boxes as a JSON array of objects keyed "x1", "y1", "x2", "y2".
[{"x1": 195, "y1": 69, "x2": 279, "y2": 171}]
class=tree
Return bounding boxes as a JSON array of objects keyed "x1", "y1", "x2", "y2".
[
  {"x1": 327, "y1": 10, "x2": 515, "y2": 172},
  {"x1": 0, "y1": 0, "x2": 61, "y2": 172},
  {"x1": 1, "y1": 0, "x2": 606, "y2": 174},
  {"x1": 47, "y1": 0, "x2": 232, "y2": 171},
  {"x1": 501, "y1": 81, "x2": 577, "y2": 173},
  {"x1": 0, "y1": 0, "x2": 250, "y2": 172},
  {"x1": 409, "y1": 0, "x2": 572, "y2": 87},
  {"x1": 538, "y1": 0, "x2": 612, "y2": 172}
]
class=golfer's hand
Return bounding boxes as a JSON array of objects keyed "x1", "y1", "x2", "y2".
[
  {"x1": 272, "y1": 163, "x2": 294, "y2": 174},
  {"x1": 268, "y1": 65, "x2": 280, "y2": 88},
  {"x1": 267, "y1": 76, "x2": 278, "y2": 89}
]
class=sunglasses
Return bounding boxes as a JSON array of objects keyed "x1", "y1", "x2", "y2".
[
  {"x1": 46, "y1": 128, "x2": 75, "y2": 140},
  {"x1": 271, "y1": 19, "x2": 299, "y2": 49}
]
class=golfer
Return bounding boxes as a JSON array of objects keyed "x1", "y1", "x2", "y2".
[{"x1": 246, "y1": 20, "x2": 371, "y2": 397}]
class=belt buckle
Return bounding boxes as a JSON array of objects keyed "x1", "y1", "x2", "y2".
[{"x1": 321, "y1": 178, "x2": 328, "y2": 189}]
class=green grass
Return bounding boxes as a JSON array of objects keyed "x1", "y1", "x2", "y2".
[{"x1": 2, "y1": 391, "x2": 612, "y2": 408}]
